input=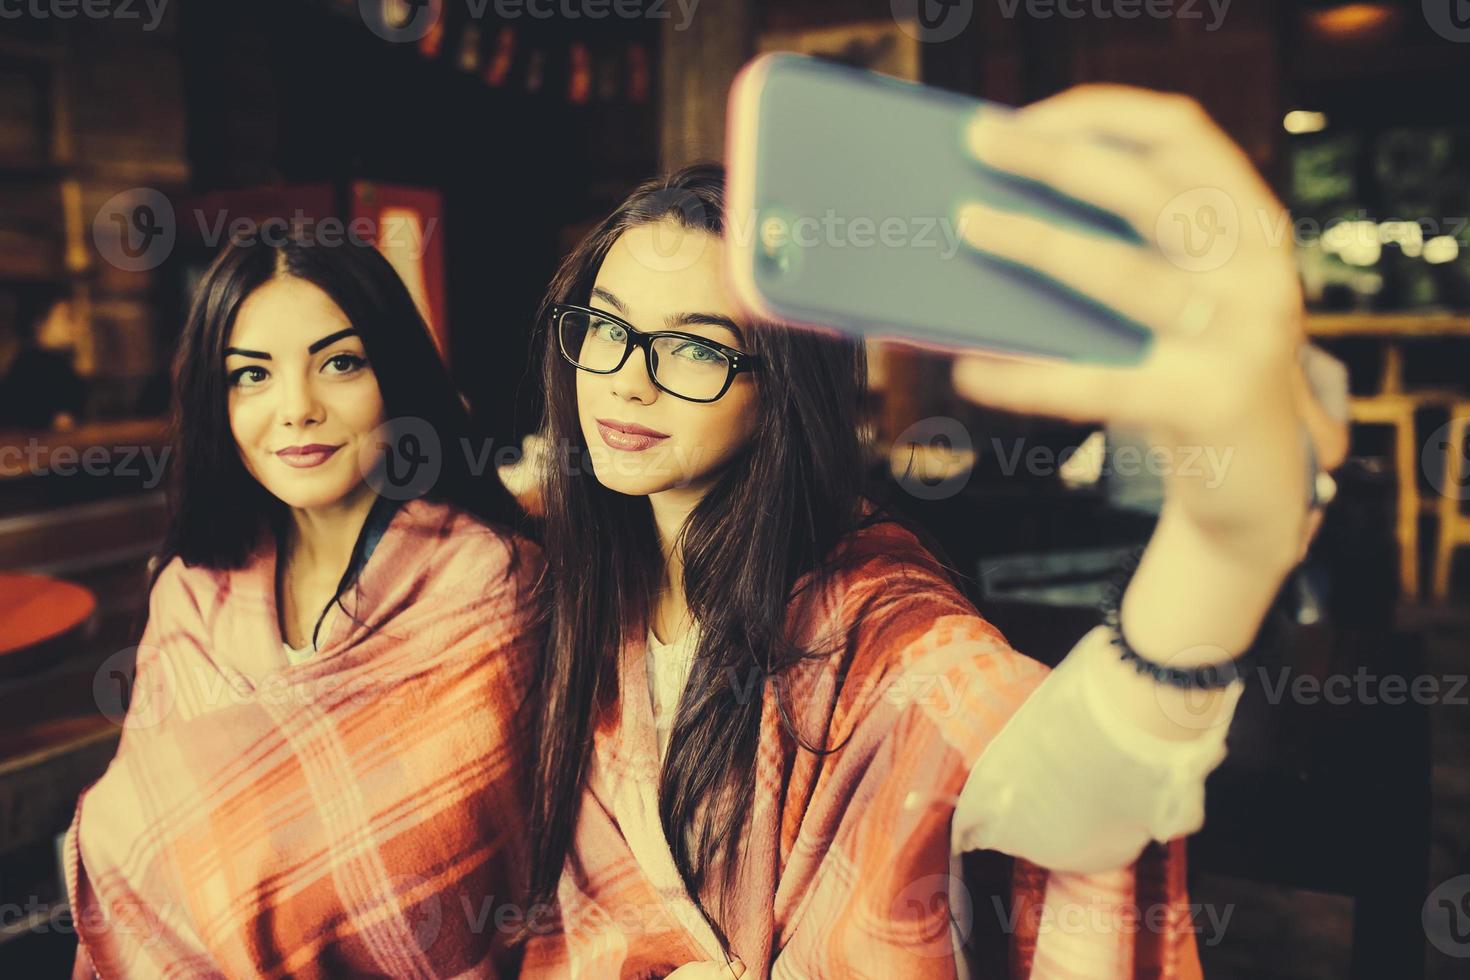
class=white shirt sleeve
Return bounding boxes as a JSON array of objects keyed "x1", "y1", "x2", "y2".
[{"x1": 950, "y1": 625, "x2": 1244, "y2": 872}]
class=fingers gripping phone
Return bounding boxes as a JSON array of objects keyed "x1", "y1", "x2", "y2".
[{"x1": 724, "y1": 53, "x2": 1153, "y2": 365}]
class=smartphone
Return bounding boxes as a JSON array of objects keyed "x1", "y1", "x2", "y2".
[{"x1": 725, "y1": 53, "x2": 1153, "y2": 365}]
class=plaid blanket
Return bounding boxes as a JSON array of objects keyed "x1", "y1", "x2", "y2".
[
  {"x1": 521, "y1": 519, "x2": 1203, "y2": 979},
  {"x1": 64, "y1": 499, "x2": 543, "y2": 979}
]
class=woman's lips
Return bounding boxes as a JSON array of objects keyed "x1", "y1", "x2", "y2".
[
  {"x1": 275, "y1": 444, "x2": 342, "y2": 469},
  {"x1": 596, "y1": 419, "x2": 669, "y2": 453}
]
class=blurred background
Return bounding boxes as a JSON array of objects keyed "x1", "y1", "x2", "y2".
[{"x1": 1, "y1": 0, "x2": 1468, "y2": 976}]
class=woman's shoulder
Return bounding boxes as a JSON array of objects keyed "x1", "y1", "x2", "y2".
[
  {"x1": 398, "y1": 498, "x2": 544, "y2": 587},
  {"x1": 813, "y1": 509, "x2": 1023, "y2": 661},
  {"x1": 824, "y1": 511, "x2": 964, "y2": 605},
  {"x1": 143, "y1": 554, "x2": 232, "y2": 635}
]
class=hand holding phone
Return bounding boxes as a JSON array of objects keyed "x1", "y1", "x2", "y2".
[{"x1": 724, "y1": 53, "x2": 1153, "y2": 365}]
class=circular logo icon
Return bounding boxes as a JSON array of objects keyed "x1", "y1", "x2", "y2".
[
  {"x1": 94, "y1": 646, "x2": 174, "y2": 730},
  {"x1": 361, "y1": 0, "x2": 443, "y2": 43},
  {"x1": 890, "y1": 416, "x2": 975, "y2": 501},
  {"x1": 892, "y1": 873, "x2": 972, "y2": 957},
  {"x1": 1424, "y1": 874, "x2": 1470, "y2": 957},
  {"x1": 363, "y1": 416, "x2": 443, "y2": 500},
  {"x1": 93, "y1": 189, "x2": 176, "y2": 272},
  {"x1": 1154, "y1": 187, "x2": 1240, "y2": 273},
  {"x1": 621, "y1": 187, "x2": 715, "y2": 274},
  {"x1": 386, "y1": 873, "x2": 444, "y2": 952},
  {"x1": 1424, "y1": 420, "x2": 1470, "y2": 501},
  {"x1": 892, "y1": 0, "x2": 974, "y2": 43},
  {"x1": 1423, "y1": 0, "x2": 1470, "y2": 43},
  {"x1": 1148, "y1": 643, "x2": 1242, "y2": 732}
]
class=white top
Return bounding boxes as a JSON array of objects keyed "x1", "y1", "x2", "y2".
[
  {"x1": 645, "y1": 622, "x2": 1243, "y2": 873},
  {"x1": 280, "y1": 602, "x2": 336, "y2": 667},
  {"x1": 282, "y1": 641, "x2": 316, "y2": 666}
]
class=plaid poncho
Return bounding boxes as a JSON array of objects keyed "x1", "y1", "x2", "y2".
[
  {"x1": 521, "y1": 518, "x2": 1203, "y2": 979},
  {"x1": 65, "y1": 499, "x2": 543, "y2": 979}
]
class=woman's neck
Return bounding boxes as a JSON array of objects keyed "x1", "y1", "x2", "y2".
[
  {"x1": 647, "y1": 486, "x2": 703, "y2": 645},
  {"x1": 283, "y1": 481, "x2": 379, "y2": 580}
]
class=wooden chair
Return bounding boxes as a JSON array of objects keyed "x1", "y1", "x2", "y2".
[
  {"x1": 1348, "y1": 396, "x2": 1426, "y2": 598},
  {"x1": 1431, "y1": 400, "x2": 1470, "y2": 601}
]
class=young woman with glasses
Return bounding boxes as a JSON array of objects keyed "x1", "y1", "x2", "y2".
[
  {"x1": 518, "y1": 85, "x2": 1324, "y2": 980},
  {"x1": 65, "y1": 235, "x2": 544, "y2": 978}
]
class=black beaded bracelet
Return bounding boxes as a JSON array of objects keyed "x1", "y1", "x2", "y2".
[{"x1": 1099, "y1": 545, "x2": 1281, "y2": 690}]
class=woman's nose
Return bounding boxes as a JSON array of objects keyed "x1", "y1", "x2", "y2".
[
  {"x1": 276, "y1": 374, "x2": 324, "y2": 427},
  {"x1": 610, "y1": 347, "x2": 659, "y2": 403}
]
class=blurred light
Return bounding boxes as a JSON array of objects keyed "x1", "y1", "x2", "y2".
[
  {"x1": 1424, "y1": 236, "x2": 1461, "y2": 265},
  {"x1": 1378, "y1": 220, "x2": 1424, "y2": 258},
  {"x1": 1059, "y1": 431, "x2": 1105, "y2": 490},
  {"x1": 1322, "y1": 220, "x2": 1381, "y2": 266},
  {"x1": 1304, "y1": 4, "x2": 1399, "y2": 41},
  {"x1": 1284, "y1": 110, "x2": 1328, "y2": 134}
]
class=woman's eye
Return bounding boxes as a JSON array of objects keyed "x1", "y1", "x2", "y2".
[
  {"x1": 323, "y1": 353, "x2": 368, "y2": 375},
  {"x1": 593, "y1": 321, "x2": 627, "y2": 343},
  {"x1": 671, "y1": 341, "x2": 720, "y2": 363},
  {"x1": 228, "y1": 365, "x2": 268, "y2": 387}
]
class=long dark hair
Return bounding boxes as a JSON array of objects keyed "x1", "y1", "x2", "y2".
[
  {"x1": 157, "y1": 233, "x2": 521, "y2": 579},
  {"x1": 525, "y1": 163, "x2": 882, "y2": 950}
]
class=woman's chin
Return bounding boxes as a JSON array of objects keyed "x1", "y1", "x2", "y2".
[{"x1": 259, "y1": 479, "x2": 363, "y2": 512}]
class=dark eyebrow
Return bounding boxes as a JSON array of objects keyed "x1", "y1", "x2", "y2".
[
  {"x1": 224, "y1": 327, "x2": 359, "y2": 361},
  {"x1": 669, "y1": 312, "x2": 746, "y2": 346},
  {"x1": 591, "y1": 287, "x2": 747, "y2": 347},
  {"x1": 307, "y1": 327, "x2": 358, "y2": 354},
  {"x1": 590, "y1": 286, "x2": 627, "y2": 314}
]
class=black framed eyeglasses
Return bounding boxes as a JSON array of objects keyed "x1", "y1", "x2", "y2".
[{"x1": 551, "y1": 303, "x2": 761, "y2": 403}]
